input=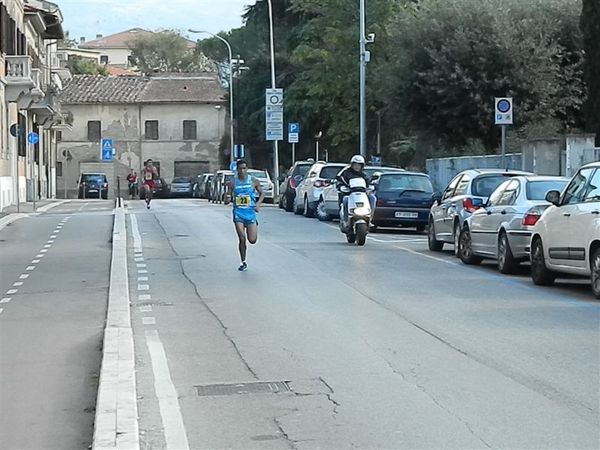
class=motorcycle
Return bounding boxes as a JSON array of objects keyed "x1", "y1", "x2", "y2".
[{"x1": 338, "y1": 177, "x2": 371, "y2": 246}]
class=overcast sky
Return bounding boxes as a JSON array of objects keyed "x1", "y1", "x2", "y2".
[{"x1": 58, "y1": 0, "x2": 254, "y2": 41}]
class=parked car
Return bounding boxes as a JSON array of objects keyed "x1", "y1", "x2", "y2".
[
  {"x1": 170, "y1": 176, "x2": 194, "y2": 197},
  {"x1": 319, "y1": 166, "x2": 406, "y2": 221},
  {"x1": 279, "y1": 160, "x2": 315, "y2": 212},
  {"x1": 294, "y1": 162, "x2": 346, "y2": 217},
  {"x1": 428, "y1": 169, "x2": 533, "y2": 253},
  {"x1": 78, "y1": 173, "x2": 108, "y2": 199},
  {"x1": 195, "y1": 173, "x2": 214, "y2": 199},
  {"x1": 139, "y1": 177, "x2": 169, "y2": 199},
  {"x1": 210, "y1": 170, "x2": 234, "y2": 203},
  {"x1": 371, "y1": 172, "x2": 439, "y2": 232},
  {"x1": 529, "y1": 162, "x2": 600, "y2": 298},
  {"x1": 248, "y1": 169, "x2": 274, "y2": 203},
  {"x1": 457, "y1": 176, "x2": 570, "y2": 272}
]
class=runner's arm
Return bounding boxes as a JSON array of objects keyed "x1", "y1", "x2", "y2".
[
  {"x1": 224, "y1": 181, "x2": 234, "y2": 205},
  {"x1": 253, "y1": 178, "x2": 265, "y2": 211}
]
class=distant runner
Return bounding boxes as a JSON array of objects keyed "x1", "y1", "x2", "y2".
[
  {"x1": 224, "y1": 160, "x2": 265, "y2": 271},
  {"x1": 141, "y1": 159, "x2": 158, "y2": 209}
]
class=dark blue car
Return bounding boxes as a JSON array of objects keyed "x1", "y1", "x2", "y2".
[{"x1": 372, "y1": 172, "x2": 439, "y2": 232}]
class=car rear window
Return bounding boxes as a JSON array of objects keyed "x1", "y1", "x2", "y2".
[
  {"x1": 364, "y1": 167, "x2": 403, "y2": 178},
  {"x1": 526, "y1": 180, "x2": 568, "y2": 200},
  {"x1": 291, "y1": 164, "x2": 311, "y2": 177},
  {"x1": 248, "y1": 170, "x2": 267, "y2": 178},
  {"x1": 472, "y1": 175, "x2": 513, "y2": 197},
  {"x1": 81, "y1": 174, "x2": 106, "y2": 183},
  {"x1": 172, "y1": 177, "x2": 191, "y2": 183},
  {"x1": 378, "y1": 174, "x2": 433, "y2": 193},
  {"x1": 319, "y1": 166, "x2": 345, "y2": 180}
]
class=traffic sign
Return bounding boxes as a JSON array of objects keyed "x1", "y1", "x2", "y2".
[
  {"x1": 495, "y1": 97, "x2": 513, "y2": 125},
  {"x1": 100, "y1": 138, "x2": 113, "y2": 162},
  {"x1": 266, "y1": 89, "x2": 283, "y2": 107},
  {"x1": 288, "y1": 123, "x2": 299, "y2": 143},
  {"x1": 229, "y1": 161, "x2": 237, "y2": 171},
  {"x1": 266, "y1": 88, "x2": 284, "y2": 141},
  {"x1": 27, "y1": 132, "x2": 39, "y2": 145}
]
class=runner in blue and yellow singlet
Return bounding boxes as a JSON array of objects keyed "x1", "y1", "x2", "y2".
[{"x1": 224, "y1": 160, "x2": 265, "y2": 271}]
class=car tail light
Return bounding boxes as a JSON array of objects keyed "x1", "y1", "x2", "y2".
[
  {"x1": 376, "y1": 199, "x2": 383, "y2": 207},
  {"x1": 289, "y1": 178, "x2": 297, "y2": 189},
  {"x1": 462, "y1": 198, "x2": 480, "y2": 213},
  {"x1": 523, "y1": 207, "x2": 543, "y2": 226},
  {"x1": 102, "y1": 183, "x2": 108, "y2": 188},
  {"x1": 314, "y1": 179, "x2": 329, "y2": 188}
]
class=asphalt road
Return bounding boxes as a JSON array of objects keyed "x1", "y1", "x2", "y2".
[
  {"x1": 0, "y1": 200, "x2": 114, "y2": 450},
  {"x1": 127, "y1": 198, "x2": 599, "y2": 450}
]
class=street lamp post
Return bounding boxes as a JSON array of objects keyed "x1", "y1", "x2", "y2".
[
  {"x1": 189, "y1": 29, "x2": 235, "y2": 164},
  {"x1": 266, "y1": 0, "x2": 280, "y2": 198},
  {"x1": 359, "y1": 0, "x2": 367, "y2": 158}
]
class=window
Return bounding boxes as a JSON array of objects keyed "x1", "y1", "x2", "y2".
[
  {"x1": 583, "y1": 169, "x2": 600, "y2": 203},
  {"x1": 453, "y1": 175, "x2": 471, "y2": 196},
  {"x1": 100, "y1": 55, "x2": 109, "y2": 64},
  {"x1": 486, "y1": 180, "x2": 510, "y2": 207},
  {"x1": 127, "y1": 55, "x2": 136, "y2": 67},
  {"x1": 442, "y1": 175, "x2": 462, "y2": 200},
  {"x1": 145, "y1": 120, "x2": 159, "y2": 140},
  {"x1": 563, "y1": 168, "x2": 594, "y2": 205},
  {"x1": 526, "y1": 180, "x2": 569, "y2": 200},
  {"x1": 472, "y1": 175, "x2": 510, "y2": 198},
  {"x1": 56, "y1": 161, "x2": 63, "y2": 177},
  {"x1": 496, "y1": 179, "x2": 520, "y2": 206},
  {"x1": 87, "y1": 121, "x2": 101, "y2": 141},
  {"x1": 56, "y1": 131, "x2": 62, "y2": 141},
  {"x1": 183, "y1": 120, "x2": 197, "y2": 140},
  {"x1": 378, "y1": 174, "x2": 434, "y2": 193}
]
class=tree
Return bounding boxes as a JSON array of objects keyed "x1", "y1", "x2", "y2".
[
  {"x1": 581, "y1": 0, "x2": 600, "y2": 144},
  {"x1": 128, "y1": 30, "x2": 211, "y2": 74},
  {"x1": 67, "y1": 56, "x2": 109, "y2": 76}
]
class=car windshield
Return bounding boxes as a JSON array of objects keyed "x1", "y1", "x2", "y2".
[
  {"x1": 378, "y1": 174, "x2": 433, "y2": 193},
  {"x1": 472, "y1": 175, "x2": 513, "y2": 197},
  {"x1": 526, "y1": 180, "x2": 569, "y2": 200},
  {"x1": 248, "y1": 170, "x2": 268, "y2": 179},
  {"x1": 320, "y1": 166, "x2": 345, "y2": 180},
  {"x1": 172, "y1": 177, "x2": 191, "y2": 183},
  {"x1": 81, "y1": 174, "x2": 105, "y2": 183},
  {"x1": 292, "y1": 164, "x2": 311, "y2": 177}
]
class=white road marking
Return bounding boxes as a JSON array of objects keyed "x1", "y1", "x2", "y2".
[
  {"x1": 145, "y1": 329, "x2": 190, "y2": 450},
  {"x1": 130, "y1": 214, "x2": 142, "y2": 253},
  {"x1": 138, "y1": 284, "x2": 150, "y2": 291},
  {"x1": 138, "y1": 270, "x2": 148, "y2": 274},
  {"x1": 139, "y1": 305, "x2": 152, "y2": 313},
  {"x1": 138, "y1": 294, "x2": 151, "y2": 301},
  {"x1": 134, "y1": 257, "x2": 144, "y2": 262},
  {"x1": 6, "y1": 289, "x2": 18, "y2": 295},
  {"x1": 138, "y1": 277, "x2": 149, "y2": 281},
  {"x1": 369, "y1": 236, "x2": 427, "y2": 243},
  {"x1": 47, "y1": 240, "x2": 55, "y2": 244},
  {"x1": 36, "y1": 254, "x2": 44, "y2": 258},
  {"x1": 43, "y1": 244, "x2": 52, "y2": 248},
  {"x1": 0, "y1": 308, "x2": 3, "y2": 315},
  {"x1": 78, "y1": 203, "x2": 89, "y2": 211},
  {"x1": 26, "y1": 265, "x2": 36, "y2": 270},
  {"x1": 13, "y1": 282, "x2": 23, "y2": 286},
  {"x1": 40, "y1": 249, "x2": 48, "y2": 253},
  {"x1": 394, "y1": 245, "x2": 460, "y2": 266},
  {"x1": 0, "y1": 298, "x2": 11, "y2": 304},
  {"x1": 50, "y1": 235, "x2": 57, "y2": 238},
  {"x1": 136, "y1": 263, "x2": 147, "y2": 268},
  {"x1": 19, "y1": 274, "x2": 29, "y2": 279},
  {"x1": 142, "y1": 317, "x2": 156, "y2": 325}
]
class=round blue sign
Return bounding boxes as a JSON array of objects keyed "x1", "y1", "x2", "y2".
[
  {"x1": 27, "y1": 132, "x2": 39, "y2": 145},
  {"x1": 229, "y1": 161, "x2": 237, "y2": 172},
  {"x1": 497, "y1": 99, "x2": 511, "y2": 113}
]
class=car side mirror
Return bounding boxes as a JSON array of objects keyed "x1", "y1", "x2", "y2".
[{"x1": 545, "y1": 190, "x2": 561, "y2": 206}]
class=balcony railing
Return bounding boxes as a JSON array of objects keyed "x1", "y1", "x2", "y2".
[{"x1": 5, "y1": 55, "x2": 33, "y2": 81}]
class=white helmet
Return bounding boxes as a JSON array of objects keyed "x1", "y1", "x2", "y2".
[{"x1": 350, "y1": 155, "x2": 365, "y2": 165}]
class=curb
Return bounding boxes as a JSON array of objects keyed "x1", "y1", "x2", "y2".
[
  {"x1": 0, "y1": 213, "x2": 28, "y2": 232},
  {"x1": 93, "y1": 205, "x2": 139, "y2": 450},
  {"x1": 36, "y1": 199, "x2": 70, "y2": 212}
]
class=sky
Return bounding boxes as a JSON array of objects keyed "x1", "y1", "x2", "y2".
[{"x1": 57, "y1": 0, "x2": 254, "y2": 42}]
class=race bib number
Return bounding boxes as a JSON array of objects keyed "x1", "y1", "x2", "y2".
[
  {"x1": 144, "y1": 172, "x2": 153, "y2": 180},
  {"x1": 235, "y1": 195, "x2": 251, "y2": 207}
]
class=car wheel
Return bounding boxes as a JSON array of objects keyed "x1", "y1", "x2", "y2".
[
  {"x1": 416, "y1": 224, "x2": 425, "y2": 233},
  {"x1": 458, "y1": 227, "x2": 483, "y2": 265},
  {"x1": 303, "y1": 196, "x2": 314, "y2": 218},
  {"x1": 453, "y1": 222, "x2": 461, "y2": 256},
  {"x1": 293, "y1": 197, "x2": 303, "y2": 215},
  {"x1": 428, "y1": 218, "x2": 444, "y2": 251},
  {"x1": 316, "y1": 199, "x2": 329, "y2": 221},
  {"x1": 591, "y1": 248, "x2": 600, "y2": 299},
  {"x1": 278, "y1": 195, "x2": 284, "y2": 209},
  {"x1": 285, "y1": 194, "x2": 294, "y2": 212},
  {"x1": 498, "y1": 231, "x2": 518, "y2": 274},
  {"x1": 530, "y1": 238, "x2": 556, "y2": 286}
]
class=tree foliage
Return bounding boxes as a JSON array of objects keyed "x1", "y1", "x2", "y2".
[
  {"x1": 128, "y1": 30, "x2": 211, "y2": 74},
  {"x1": 67, "y1": 56, "x2": 109, "y2": 76},
  {"x1": 581, "y1": 0, "x2": 600, "y2": 144}
]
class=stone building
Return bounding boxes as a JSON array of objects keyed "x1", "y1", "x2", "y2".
[{"x1": 56, "y1": 73, "x2": 226, "y2": 198}]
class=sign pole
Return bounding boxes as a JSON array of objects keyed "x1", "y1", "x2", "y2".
[
  {"x1": 315, "y1": 139, "x2": 319, "y2": 161},
  {"x1": 292, "y1": 143, "x2": 295, "y2": 164},
  {"x1": 501, "y1": 125, "x2": 507, "y2": 169}
]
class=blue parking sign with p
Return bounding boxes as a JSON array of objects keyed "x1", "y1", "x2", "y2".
[
  {"x1": 101, "y1": 138, "x2": 113, "y2": 162},
  {"x1": 288, "y1": 123, "x2": 299, "y2": 144}
]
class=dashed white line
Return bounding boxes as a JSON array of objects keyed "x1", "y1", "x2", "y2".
[
  {"x1": 0, "y1": 308, "x2": 3, "y2": 315},
  {"x1": 139, "y1": 305, "x2": 153, "y2": 313},
  {"x1": 50, "y1": 235, "x2": 57, "y2": 239},
  {"x1": 138, "y1": 270, "x2": 148, "y2": 274},
  {"x1": 138, "y1": 277, "x2": 149, "y2": 281},
  {"x1": 138, "y1": 284, "x2": 150, "y2": 291},
  {"x1": 40, "y1": 249, "x2": 48, "y2": 253},
  {"x1": 136, "y1": 263, "x2": 147, "y2": 268},
  {"x1": 13, "y1": 282, "x2": 23, "y2": 287},
  {"x1": 0, "y1": 298, "x2": 11, "y2": 304},
  {"x1": 43, "y1": 244, "x2": 52, "y2": 248},
  {"x1": 26, "y1": 265, "x2": 36, "y2": 270},
  {"x1": 47, "y1": 240, "x2": 55, "y2": 244},
  {"x1": 142, "y1": 317, "x2": 156, "y2": 325},
  {"x1": 138, "y1": 294, "x2": 152, "y2": 301},
  {"x1": 134, "y1": 257, "x2": 144, "y2": 262},
  {"x1": 6, "y1": 289, "x2": 18, "y2": 295},
  {"x1": 35, "y1": 254, "x2": 44, "y2": 258},
  {"x1": 19, "y1": 274, "x2": 29, "y2": 279}
]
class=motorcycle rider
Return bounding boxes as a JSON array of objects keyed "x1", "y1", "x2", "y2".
[{"x1": 336, "y1": 155, "x2": 375, "y2": 224}]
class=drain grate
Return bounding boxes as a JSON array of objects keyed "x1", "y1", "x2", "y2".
[{"x1": 195, "y1": 381, "x2": 291, "y2": 397}]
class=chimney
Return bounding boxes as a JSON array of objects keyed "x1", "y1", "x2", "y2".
[
  {"x1": 96, "y1": 34, "x2": 103, "y2": 39},
  {"x1": 80, "y1": 37, "x2": 86, "y2": 44}
]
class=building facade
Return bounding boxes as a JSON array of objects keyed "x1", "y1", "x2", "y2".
[
  {"x1": 57, "y1": 73, "x2": 226, "y2": 198},
  {"x1": 0, "y1": 0, "x2": 68, "y2": 212}
]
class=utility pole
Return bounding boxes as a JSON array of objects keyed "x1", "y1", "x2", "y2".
[
  {"x1": 359, "y1": 0, "x2": 367, "y2": 157},
  {"x1": 267, "y1": 0, "x2": 280, "y2": 197}
]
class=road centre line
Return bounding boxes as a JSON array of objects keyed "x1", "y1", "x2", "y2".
[
  {"x1": 145, "y1": 329, "x2": 190, "y2": 450},
  {"x1": 142, "y1": 317, "x2": 156, "y2": 325},
  {"x1": 138, "y1": 294, "x2": 151, "y2": 301},
  {"x1": 19, "y1": 274, "x2": 29, "y2": 279},
  {"x1": 40, "y1": 249, "x2": 48, "y2": 253},
  {"x1": 50, "y1": 235, "x2": 57, "y2": 238},
  {"x1": 138, "y1": 284, "x2": 150, "y2": 291},
  {"x1": 6, "y1": 289, "x2": 18, "y2": 295},
  {"x1": 138, "y1": 269, "x2": 148, "y2": 274},
  {"x1": 35, "y1": 254, "x2": 44, "y2": 258},
  {"x1": 27, "y1": 265, "x2": 36, "y2": 270},
  {"x1": 139, "y1": 305, "x2": 152, "y2": 313},
  {"x1": 130, "y1": 214, "x2": 142, "y2": 253},
  {"x1": 138, "y1": 277, "x2": 149, "y2": 281},
  {"x1": 0, "y1": 298, "x2": 11, "y2": 303},
  {"x1": 0, "y1": 308, "x2": 3, "y2": 315},
  {"x1": 13, "y1": 282, "x2": 23, "y2": 286}
]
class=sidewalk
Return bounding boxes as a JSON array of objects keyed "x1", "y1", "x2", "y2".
[{"x1": 0, "y1": 199, "x2": 70, "y2": 231}]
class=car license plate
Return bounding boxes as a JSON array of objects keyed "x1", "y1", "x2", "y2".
[
  {"x1": 395, "y1": 211, "x2": 418, "y2": 218},
  {"x1": 89, "y1": 189, "x2": 98, "y2": 193}
]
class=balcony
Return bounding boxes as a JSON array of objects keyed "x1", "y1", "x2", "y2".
[{"x1": 4, "y1": 55, "x2": 36, "y2": 102}]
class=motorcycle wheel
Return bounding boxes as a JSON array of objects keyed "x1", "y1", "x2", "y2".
[
  {"x1": 356, "y1": 223, "x2": 368, "y2": 246},
  {"x1": 346, "y1": 232, "x2": 356, "y2": 244}
]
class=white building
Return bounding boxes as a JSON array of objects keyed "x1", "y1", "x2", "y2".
[
  {"x1": 57, "y1": 73, "x2": 227, "y2": 198},
  {"x1": 0, "y1": 0, "x2": 69, "y2": 212}
]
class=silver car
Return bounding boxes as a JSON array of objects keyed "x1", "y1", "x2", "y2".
[
  {"x1": 248, "y1": 169, "x2": 274, "y2": 203},
  {"x1": 457, "y1": 176, "x2": 569, "y2": 272},
  {"x1": 428, "y1": 169, "x2": 533, "y2": 254},
  {"x1": 293, "y1": 162, "x2": 346, "y2": 217}
]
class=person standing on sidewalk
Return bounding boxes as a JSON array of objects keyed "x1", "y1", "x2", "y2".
[{"x1": 224, "y1": 160, "x2": 265, "y2": 271}]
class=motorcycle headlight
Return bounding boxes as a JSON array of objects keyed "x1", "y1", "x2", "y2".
[{"x1": 353, "y1": 207, "x2": 370, "y2": 216}]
